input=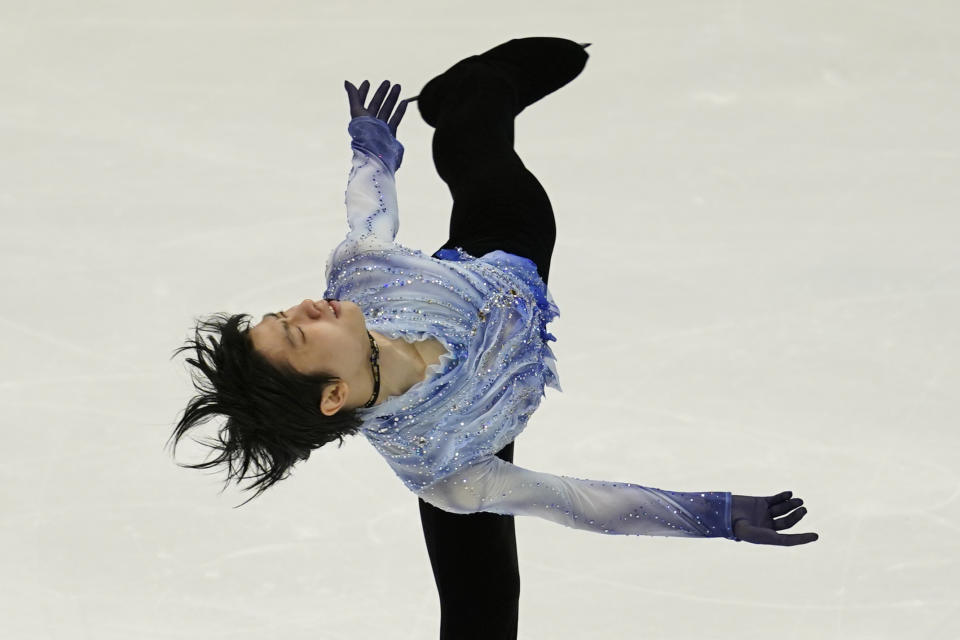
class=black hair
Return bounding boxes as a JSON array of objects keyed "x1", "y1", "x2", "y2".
[{"x1": 167, "y1": 312, "x2": 362, "y2": 506}]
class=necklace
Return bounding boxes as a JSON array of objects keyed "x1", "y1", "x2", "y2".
[{"x1": 362, "y1": 331, "x2": 380, "y2": 408}]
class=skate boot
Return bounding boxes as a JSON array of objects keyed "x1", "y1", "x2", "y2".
[{"x1": 417, "y1": 37, "x2": 590, "y2": 128}]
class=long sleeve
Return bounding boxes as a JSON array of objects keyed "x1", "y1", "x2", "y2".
[
  {"x1": 418, "y1": 456, "x2": 737, "y2": 540},
  {"x1": 342, "y1": 116, "x2": 404, "y2": 247}
]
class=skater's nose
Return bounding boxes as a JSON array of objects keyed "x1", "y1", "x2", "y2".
[{"x1": 297, "y1": 299, "x2": 323, "y2": 320}]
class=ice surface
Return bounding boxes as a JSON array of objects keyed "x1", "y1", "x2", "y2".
[{"x1": 1, "y1": 1, "x2": 958, "y2": 638}]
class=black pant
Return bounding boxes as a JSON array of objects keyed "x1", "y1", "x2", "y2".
[{"x1": 418, "y1": 38, "x2": 587, "y2": 640}]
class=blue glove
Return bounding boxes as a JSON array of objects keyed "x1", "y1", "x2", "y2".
[
  {"x1": 732, "y1": 491, "x2": 819, "y2": 545},
  {"x1": 344, "y1": 79, "x2": 413, "y2": 138}
]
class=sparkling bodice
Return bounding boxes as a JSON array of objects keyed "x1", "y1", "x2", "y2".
[{"x1": 323, "y1": 242, "x2": 561, "y2": 494}]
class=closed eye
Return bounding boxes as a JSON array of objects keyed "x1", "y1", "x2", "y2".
[
  {"x1": 277, "y1": 311, "x2": 307, "y2": 344},
  {"x1": 263, "y1": 311, "x2": 306, "y2": 347}
]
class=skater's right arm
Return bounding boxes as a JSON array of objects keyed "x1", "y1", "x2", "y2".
[
  {"x1": 419, "y1": 457, "x2": 819, "y2": 545},
  {"x1": 418, "y1": 455, "x2": 738, "y2": 539}
]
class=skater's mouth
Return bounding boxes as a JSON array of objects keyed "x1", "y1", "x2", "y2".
[{"x1": 324, "y1": 299, "x2": 340, "y2": 318}]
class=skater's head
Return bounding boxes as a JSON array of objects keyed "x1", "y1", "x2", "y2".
[
  {"x1": 246, "y1": 298, "x2": 376, "y2": 417},
  {"x1": 169, "y1": 301, "x2": 369, "y2": 505}
]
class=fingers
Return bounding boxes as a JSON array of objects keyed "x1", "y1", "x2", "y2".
[
  {"x1": 772, "y1": 506, "x2": 808, "y2": 531},
  {"x1": 378, "y1": 83, "x2": 402, "y2": 120},
  {"x1": 766, "y1": 490, "x2": 792, "y2": 505},
  {"x1": 344, "y1": 80, "x2": 357, "y2": 110},
  {"x1": 770, "y1": 497, "x2": 803, "y2": 518},
  {"x1": 773, "y1": 531, "x2": 819, "y2": 546},
  {"x1": 388, "y1": 98, "x2": 412, "y2": 135},
  {"x1": 345, "y1": 80, "x2": 409, "y2": 130},
  {"x1": 344, "y1": 80, "x2": 371, "y2": 116},
  {"x1": 366, "y1": 79, "x2": 391, "y2": 118},
  {"x1": 738, "y1": 522, "x2": 820, "y2": 546},
  {"x1": 343, "y1": 80, "x2": 370, "y2": 97}
]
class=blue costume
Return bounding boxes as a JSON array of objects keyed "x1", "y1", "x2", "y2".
[{"x1": 323, "y1": 116, "x2": 736, "y2": 540}]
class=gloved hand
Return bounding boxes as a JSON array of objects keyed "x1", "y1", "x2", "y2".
[
  {"x1": 344, "y1": 79, "x2": 413, "y2": 137},
  {"x1": 731, "y1": 491, "x2": 819, "y2": 545}
]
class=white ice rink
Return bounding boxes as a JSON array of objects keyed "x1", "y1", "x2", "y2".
[{"x1": 2, "y1": 1, "x2": 958, "y2": 638}]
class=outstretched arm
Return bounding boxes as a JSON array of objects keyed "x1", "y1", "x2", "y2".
[
  {"x1": 420, "y1": 456, "x2": 736, "y2": 539},
  {"x1": 339, "y1": 80, "x2": 413, "y2": 247},
  {"x1": 419, "y1": 456, "x2": 819, "y2": 545}
]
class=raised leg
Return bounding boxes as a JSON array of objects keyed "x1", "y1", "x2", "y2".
[{"x1": 423, "y1": 37, "x2": 589, "y2": 283}]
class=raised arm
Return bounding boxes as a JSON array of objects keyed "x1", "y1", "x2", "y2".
[
  {"x1": 419, "y1": 456, "x2": 819, "y2": 545},
  {"x1": 343, "y1": 116, "x2": 402, "y2": 244},
  {"x1": 340, "y1": 80, "x2": 412, "y2": 247}
]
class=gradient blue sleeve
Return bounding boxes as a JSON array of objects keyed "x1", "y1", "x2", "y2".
[
  {"x1": 419, "y1": 456, "x2": 736, "y2": 539},
  {"x1": 342, "y1": 116, "x2": 405, "y2": 246}
]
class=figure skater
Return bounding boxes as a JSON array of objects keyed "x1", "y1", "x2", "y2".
[{"x1": 170, "y1": 37, "x2": 819, "y2": 640}]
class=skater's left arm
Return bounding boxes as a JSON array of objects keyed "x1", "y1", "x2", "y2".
[{"x1": 339, "y1": 80, "x2": 413, "y2": 247}]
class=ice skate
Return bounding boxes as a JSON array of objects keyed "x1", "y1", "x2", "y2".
[{"x1": 417, "y1": 37, "x2": 590, "y2": 127}]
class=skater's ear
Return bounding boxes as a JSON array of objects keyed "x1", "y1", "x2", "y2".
[{"x1": 319, "y1": 379, "x2": 349, "y2": 416}]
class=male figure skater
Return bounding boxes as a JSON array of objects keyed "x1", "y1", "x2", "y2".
[{"x1": 173, "y1": 36, "x2": 816, "y2": 640}]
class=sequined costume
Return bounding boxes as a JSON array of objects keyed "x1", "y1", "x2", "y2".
[{"x1": 323, "y1": 115, "x2": 736, "y2": 540}]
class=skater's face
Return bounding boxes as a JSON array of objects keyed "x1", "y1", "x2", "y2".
[{"x1": 248, "y1": 298, "x2": 371, "y2": 411}]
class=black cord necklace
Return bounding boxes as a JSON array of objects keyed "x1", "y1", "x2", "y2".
[{"x1": 362, "y1": 331, "x2": 381, "y2": 408}]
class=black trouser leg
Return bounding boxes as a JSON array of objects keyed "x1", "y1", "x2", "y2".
[
  {"x1": 418, "y1": 441, "x2": 519, "y2": 640},
  {"x1": 417, "y1": 38, "x2": 588, "y2": 640},
  {"x1": 429, "y1": 64, "x2": 557, "y2": 282}
]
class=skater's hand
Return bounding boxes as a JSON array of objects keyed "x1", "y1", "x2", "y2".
[
  {"x1": 344, "y1": 79, "x2": 413, "y2": 137},
  {"x1": 731, "y1": 491, "x2": 819, "y2": 546}
]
